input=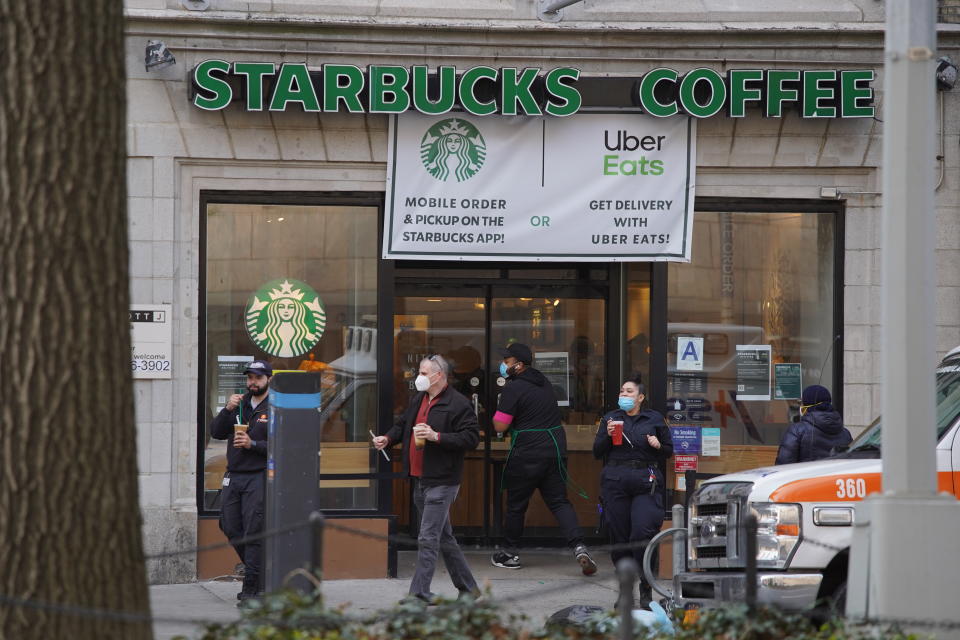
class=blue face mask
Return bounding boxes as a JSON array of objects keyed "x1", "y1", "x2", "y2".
[
  {"x1": 618, "y1": 396, "x2": 635, "y2": 411},
  {"x1": 499, "y1": 362, "x2": 510, "y2": 378}
]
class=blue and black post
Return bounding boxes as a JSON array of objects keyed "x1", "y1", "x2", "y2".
[{"x1": 264, "y1": 371, "x2": 322, "y2": 593}]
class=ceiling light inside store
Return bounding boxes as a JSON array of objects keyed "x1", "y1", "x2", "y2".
[
  {"x1": 553, "y1": 299, "x2": 561, "y2": 306},
  {"x1": 427, "y1": 299, "x2": 443, "y2": 302},
  {"x1": 277, "y1": 217, "x2": 285, "y2": 222}
]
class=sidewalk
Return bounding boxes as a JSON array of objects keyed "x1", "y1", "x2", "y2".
[{"x1": 152, "y1": 548, "x2": 625, "y2": 640}]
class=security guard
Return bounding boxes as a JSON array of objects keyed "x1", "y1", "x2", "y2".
[
  {"x1": 209, "y1": 360, "x2": 272, "y2": 603},
  {"x1": 593, "y1": 372, "x2": 673, "y2": 609}
]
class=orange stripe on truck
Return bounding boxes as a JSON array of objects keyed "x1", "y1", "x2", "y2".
[{"x1": 769, "y1": 472, "x2": 957, "y2": 503}]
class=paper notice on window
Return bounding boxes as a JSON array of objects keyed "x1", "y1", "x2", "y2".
[
  {"x1": 735, "y1": 344, "x2": 771, "y2": 400},
  {"x1": 773, "y1": 363, "x2": 802, "y2": 400},
  {"x1": 701, "y1": 427, "x2": 721, "y2": 456}
]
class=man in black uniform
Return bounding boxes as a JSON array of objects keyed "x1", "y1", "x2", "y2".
[
  {"x1": 491, "y1": 343, "x2": 597, "y2": 576},
  {"x1": 209, "y1": 360, "x2": 272, "y2": 603}
]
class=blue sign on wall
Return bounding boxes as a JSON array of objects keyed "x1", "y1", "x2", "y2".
[{"x1": 670, "y1": 426, "x2": 701, "y2": 454}]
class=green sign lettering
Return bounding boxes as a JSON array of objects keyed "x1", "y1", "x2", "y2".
[
  {"x1": 458, "y1": 67, "x2": 498, "y2": 116},
  {"x1": 501, "y1": 67, "x2": 542, "y2": 116},
  {"x1": 369, "y1": 65, "x2": 411, "y2": 113},
  {"x1": 679, "y1": 68, "x2": 726, "y2": 118},
  {"x1": 841, "y1": 70, "x2": 875, "y2": 118},
  {"x1": 803, "y1": 70, "x2": 837, "y2": 118},
  {"x1": 270, "y1": 63, "x2": 320, "y2": 112},
  {"x1": 192, "y1": 59, "x2": 232, "y2": 111},
  {"x1": 766, "y1": 70, "x2": 801, "y2": 117},
  {"x1": 728, "y1": 69, "x2": 763, "y2": 118},
  {"x1": 412, "y1": 65, "x2": 456, "y2": 115},
  {"x1": 323, "y1": 65, "x2": 365, "y2": 113},
  {"x1": 544, "y1": 67, "x2": 581, "y2": 117},
  {"x1": 638, "y1": 68, "x2": 679, "y2": 118}
]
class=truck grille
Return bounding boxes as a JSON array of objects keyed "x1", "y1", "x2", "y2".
[{"x1": 687, "y1": 482, "x2": 753, "y2": 569}]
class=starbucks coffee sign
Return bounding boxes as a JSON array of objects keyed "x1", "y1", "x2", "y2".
[
  {"x1": 190, "y1": 62, "x2": 875, "y2": 119},
  {"x1": 245, "y1": 279, "x2": 326, "y2": 357}
]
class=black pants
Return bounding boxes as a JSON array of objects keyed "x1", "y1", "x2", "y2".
[
  {"x1": 219, "y1": 471, "x2": 265, "y2": 595},
  {"x1": 600, "y1": 465, "x2": 664, "y2": 588},
  {"x1": 502, "y1": 456, "x2": 582, "y2": 552}
]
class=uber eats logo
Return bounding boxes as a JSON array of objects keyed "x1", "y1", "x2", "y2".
[
  {"x1": 245, "y1": 279, "x2": 326, "y2": 358},
  {"x1": 420, "y1": 118, "x2": 487, "y2": 182}
]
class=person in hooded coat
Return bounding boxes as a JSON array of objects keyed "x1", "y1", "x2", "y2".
[{"x1": 775, "y1": 384, "x2": 853, "y2": 464}]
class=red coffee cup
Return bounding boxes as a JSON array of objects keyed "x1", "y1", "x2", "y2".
[{"x1": 609, "y1": 420, "x2": 624, "y2": 446}]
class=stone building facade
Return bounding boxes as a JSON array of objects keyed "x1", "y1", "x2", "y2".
[{"x1": 122, "y1": 0, "x2": 960, "y2": 582}]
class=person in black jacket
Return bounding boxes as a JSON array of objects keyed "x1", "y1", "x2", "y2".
[
  {"x1": 776, "y1": 384, "x2": 852, "y2": 464},
  {"x1": 209, "y1": 360, "x2": 272, "y2": 603},
  {"x1": 490, "y1": 343, "x2": 598, "y2": 576},
  {"x1": 593, "y1": 372, "x2": 673, "y2": 609},
  {"x1": 374, "y1": 354, "x2": 481, "y2": 603}
]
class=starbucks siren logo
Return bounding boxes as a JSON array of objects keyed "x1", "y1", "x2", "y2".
[
  {"x1": 420, "y1": 118, "x2": 486, "y2": 182},
  {"x1": 245, "y1": 279, "x2": 326, "y2": 358}
]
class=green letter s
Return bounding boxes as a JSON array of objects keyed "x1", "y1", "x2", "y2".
[
  {"x1": 545, "y1": 67, "x2": 581, "y2": 117},
  {"x1": 193, "y1": 60, "x2": 232, "y2": 111}
]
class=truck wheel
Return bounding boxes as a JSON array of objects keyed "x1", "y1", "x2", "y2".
[
  {"x1": 828, "y1": 581, "x2": 847, "y2": 617},
  {"x1": 809, "y1": 581, "x2": 846, "y2": 627}
]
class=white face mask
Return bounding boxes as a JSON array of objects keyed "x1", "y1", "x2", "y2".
[{"x1": 414, "y1": 373, "x2": 432, "y2": 392}]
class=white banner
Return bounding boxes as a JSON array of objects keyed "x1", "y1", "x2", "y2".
[{"x1": 383, "y1": 111, "x2": 696, "y2": 262}]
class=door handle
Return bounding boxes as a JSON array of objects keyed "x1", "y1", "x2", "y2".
[{"x1": 472, "y1": 393, "x2": 479, "y2": 416}]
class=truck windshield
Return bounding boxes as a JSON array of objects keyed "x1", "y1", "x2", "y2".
[{"x1": 848, "y1": 357, "x2": 960, "y2": 453}]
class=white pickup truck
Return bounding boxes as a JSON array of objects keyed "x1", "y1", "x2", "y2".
[{"x1": 671, "y1": 346, "x2": 960, "y2": 613}]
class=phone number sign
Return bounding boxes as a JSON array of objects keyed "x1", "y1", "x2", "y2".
[{"x1": 130, "y1": 304, "x2": 172, "y2": 379}]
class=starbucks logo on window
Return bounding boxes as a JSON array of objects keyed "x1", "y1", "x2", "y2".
[
  {"x1": 420, "y1": 118, "x2": 486, "y2": 182},
  {"x1": 245, "y1": 279, "x2": 326, "y2": 357}
]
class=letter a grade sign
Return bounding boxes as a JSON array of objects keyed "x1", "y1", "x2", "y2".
[
  {"x1": 677, "y1": 336, "x2": 704, "y2": 371},
  {"x1": 383, "y1": 112, "x2": 697, "y2": 262}
]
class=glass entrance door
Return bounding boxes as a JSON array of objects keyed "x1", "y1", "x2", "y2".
[
  {"x1": 393, "y1": 279, "x2": 607, "y2": 541},
  {"x1": 488, "y1": 286, "x2": 606, "y2": 539},
  {"x1": 393, "y1": 289, "x2": 488, "y2": 534}
]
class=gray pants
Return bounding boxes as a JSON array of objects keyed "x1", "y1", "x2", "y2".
[{"x1": 409, "y1": 480, "x2": 478, "y2": 598}]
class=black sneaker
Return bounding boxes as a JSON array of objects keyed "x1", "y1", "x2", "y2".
[
  {"x1": 490, "y1": 551, "x2": 521, "y2": 569},
  {"x1": 637, "y1": 584, "x2": 653, "y2": 610},
  {"x1": 574, "y1": 545, "x2": 598, "y2": 576}
]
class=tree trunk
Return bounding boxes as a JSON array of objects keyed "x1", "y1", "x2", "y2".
[{"x1": 0, "y1": 3, "x2": 152, "y2": 639}]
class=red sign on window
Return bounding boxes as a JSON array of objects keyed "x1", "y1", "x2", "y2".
[{"x1": 674, "y1": 455, "x2": 699, "y2": 473}]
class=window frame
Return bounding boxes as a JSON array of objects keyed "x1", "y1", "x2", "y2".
[
  {"x1": 197, "y1": 190, "x2": 388, "y2": 517},
  {"x1": 651, "y1": 196, "x2": 845, "y2": 415}
]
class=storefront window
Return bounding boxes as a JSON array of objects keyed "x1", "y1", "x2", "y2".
[
  {"x1": 624, "y1": 265, "x2": 652, "y2": 386},
  {"x1": 202, "y1": 199, "x2": 379, "y2": 511},
  {"x1": 666, "y1": 210, "x2": 837, "y2": 477}
]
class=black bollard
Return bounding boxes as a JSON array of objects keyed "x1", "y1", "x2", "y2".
[
  {"x1": 310, "y1": 511, "x2": 325, "y2": 583},
  {"x1": 616, "y1": 558, "x2": 637, "y2": 640},
  {"x1": 744, "y1": 514, "x2": 758, "y2": 613},
  {"x1": 264, "y1": 371, "x2": 322, "y2": 593}
]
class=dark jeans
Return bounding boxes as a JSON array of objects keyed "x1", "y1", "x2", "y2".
[
  {"x1": 502, "y1": 455, "x2": 583, "y2": 553},
  {"x1": 410, "y1": 480, "x2": 478, "y2": 598},
  {"x1": 600, "y1": 465, "x2": 664, "y2": 587},
  {"x1": 219, "y1": 471, "x2": 265, "y2": 595}
]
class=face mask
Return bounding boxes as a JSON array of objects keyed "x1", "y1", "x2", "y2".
[
  {"x1": 499, "y1": 362, "x2": 510, "y2": 378},
  {"x1": 618, "y1": 396, "x2": 636, "y2": 411},
  {"x1": 414, "y1": 374, "x2": 432, "y2": 392}
]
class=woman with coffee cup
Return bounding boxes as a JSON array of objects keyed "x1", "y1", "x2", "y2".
[{"x1": 592, "y1": 373, "x2": 673, "y2": 609}]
